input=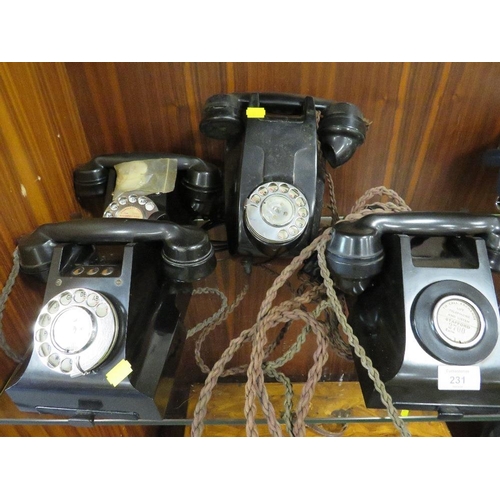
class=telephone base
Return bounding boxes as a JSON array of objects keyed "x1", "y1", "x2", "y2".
[
  {"x1": 6, "y1": 379, "x2": 162, "y2": 420},
  {"x1": 357, "y1": 380, "x2": 500, "y2": 417},
  {"x1": 5, "y1": 242, "x2": 191, "y2": 421},
  {"x1": 349, "y1": 234, "x2": 500, "y2": 415}
]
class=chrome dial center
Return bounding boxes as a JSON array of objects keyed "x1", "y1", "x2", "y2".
[{"x1": 432, "y1": 295, "x2": 485, "y2": 349}]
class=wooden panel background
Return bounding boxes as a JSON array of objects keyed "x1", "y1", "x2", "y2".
[{"x1": 1, "y1": 62, "x2": 500, "y2": 436}]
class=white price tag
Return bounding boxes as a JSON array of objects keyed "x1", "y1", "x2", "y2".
[{"x1": 438, "y1": 365, "x2": 481, "y2": 391}]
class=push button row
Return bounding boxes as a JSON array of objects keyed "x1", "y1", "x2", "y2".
[{"x1": 71, "y1": 266, "x2": 116, "y2": 277}]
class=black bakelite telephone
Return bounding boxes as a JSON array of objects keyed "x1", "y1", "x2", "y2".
[
  {"x1": 5, "y1": 218, "x2": 216, "y2": 420},
  {"x1": 73, "y1": 153, "x2": 223, "y2": 224},
  {"x1": 199, "y1": 92, "x2": 367, "y2": 258},
  {"x1": 327, "y1": 212, "x2": 500, "y2": 416}
]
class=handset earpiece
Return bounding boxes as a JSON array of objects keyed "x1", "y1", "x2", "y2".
[
  {"x1": 317, "y1": 102, "x2": 367, "y2": 168},
  {"x1": 180, "y1": 160, "x2": 223, "y2": 219},
  {"x1": 160, "y1": 223, "x2": 217, "y2": 282},
  {"x1": 199, "y1": 93, "x2": 243, "y2": 140},
  {"x1": 326, "y1": 219, "x2": 384, "y2": 295}
]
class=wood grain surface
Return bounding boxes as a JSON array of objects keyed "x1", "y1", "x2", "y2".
[
  {"x1": 184, "y1": 381, "x2": 451, "y2": 437},
  {"x1": 1, "y1": 62, "x2": 499, "y2": 436}
]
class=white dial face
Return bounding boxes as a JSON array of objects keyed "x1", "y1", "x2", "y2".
[
  {"x1": 34, "y1": 288, "x2": 118, "y2": 376},
  {"x1": 432, "y1": 295, "x2": 485, "y2": 349},
  {"x1": 244, "y1": 181, "x2": 310, "y2": 244}
]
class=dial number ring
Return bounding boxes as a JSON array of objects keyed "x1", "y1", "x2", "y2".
[
  {"x1": 103, "y1": 192, "x2": 159, "y2": 219},
  {"x1": 33, "y1": 288, "x2": 119, "y2": 377},
  {"x1": 244, "y1": 182, "x2": 310, "y2": 244}
]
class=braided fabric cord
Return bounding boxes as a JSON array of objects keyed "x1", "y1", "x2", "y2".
[
  {"x1": 187, "y1": 287, "x2": 229, "y2": 339},
  {"x1": 190, "y1": 185, "x2": 413, "y2": 437},
  {"x1": 325, "y1": 171, "x2": 339, "y2": 221},
  {"x1": 0, "y1": 248, "x2": 23, "y2": 363},
  {"x1": 191, "y1": 237, "x2": 328, "y2": 437}
]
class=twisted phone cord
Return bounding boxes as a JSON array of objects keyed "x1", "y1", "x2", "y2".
[
  {"x1": 316, "y1": 234, "x2": 412, "y2": 437},
  {"x1": 190, "y1": 231, "x2": 339, "y2": 436},
  {"x1": 243, "y1": 232, "x2": 334, "y2": 436},
  {"x1": 246, "y1": 188, "x2": 412, "y2": 437},
  {"x1": 325, "y1": 172, "x2": 339, "y2": 221},
  {"x1": 190, "y1": 185, "x2": 413, "y2": 437},
  {"x1": 191, "y1": 240, "x2": 324, "y2": 437},
  {"x1": 195, "y1": 289, "x2": 317, "y2": 378},
  {"x1": 350, "y1": 186, "x2": 410, "y2": 214},
  {"x1": 186, "y1": 287, "x2": 229, "y2": 339},
  {"x1": 0, "y1": 248, "x2": 23, "y2": 363},
  {"x1": 192, "y1": 283, "x2": 249, "y2": 374},
  {"x1": 192, "y1": 290, "x2": 327, "y2": 436}
]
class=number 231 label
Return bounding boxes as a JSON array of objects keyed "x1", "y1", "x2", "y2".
[{"x1": 438, "y1": 365, "x2": 481, "y2": 391}]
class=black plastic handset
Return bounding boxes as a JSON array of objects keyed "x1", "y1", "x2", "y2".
[
  {"x1": 18, "y1": 218, "x2": 216, "y2": 283},
  {"x1": 200, "y1": 92, "x2": 367, "y2": 168},
  {"x1": 73, "y1": 153, "x2": 222, "y2": 221},
  {"x1": 327, "y1": 212, "x2": 500, "y2": 294},
  {"x1": 200, "y1": 92, "x2": 367, "y2": 258}
]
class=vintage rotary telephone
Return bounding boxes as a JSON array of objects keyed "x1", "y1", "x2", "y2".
[
  {"x1": 73, "y1": 153, "x2": 223, "y2": 225},
  {"x1": 5, "y1": 218, "x2": 216, "y2": 421},
  {"x1": 327, "y1": 212, "x2": 500, "y2": 417},
  {"x1": 199, "y1": 92, "x2": 367, "y2": 258}
]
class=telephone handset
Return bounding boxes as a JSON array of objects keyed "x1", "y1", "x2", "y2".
[
  {"x1": 199, "y1": 92, "x2": 367, "y2": 258},
  {"x1": 73, "y1": 153, "x2": 223, "y2": 224},
  {"x1": 6, "y1": 218, "x2": 216, "y2": 420},
  {"x1": 327, "y1": 212, "x2": 500, "y2": 415}
]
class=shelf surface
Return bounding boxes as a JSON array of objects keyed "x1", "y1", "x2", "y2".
[{"x1": 2, "y1": 378, "x2": 497, "y2": 434}]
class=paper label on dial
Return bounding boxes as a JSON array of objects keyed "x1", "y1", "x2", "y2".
[
  {"x1": 116, "y1": 206, "x2": 144, "y2": 219},
  {"x1": 438, "y1": 365, "x2": 481, "y2": 391}
]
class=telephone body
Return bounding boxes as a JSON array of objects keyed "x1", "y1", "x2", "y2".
[
  {"x1": 5, "y1": 218, "x2": 216, "y2": 420},
  {"x1": 73, "y1": 153, "x2": 223, "y2": 225},
  {"x1": 199, "y1": 93, "x2": 367, "y2": 258},
  {"x1": 327, "y1": 212, "x2": 500, "y2": 416}
]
